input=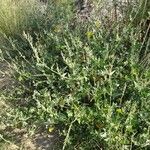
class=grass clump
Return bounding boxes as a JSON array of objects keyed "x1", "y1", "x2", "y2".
[
  {"x1": 0, "y1": 0, "x2": 150, "y2": 149},
  {"x1": 0, "y1": 0, "x2": 45, "y2": 36}
]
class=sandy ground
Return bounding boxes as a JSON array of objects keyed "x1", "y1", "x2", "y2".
[{"x1": 0, "y1": 128, "x2": 62, "y2": 150}]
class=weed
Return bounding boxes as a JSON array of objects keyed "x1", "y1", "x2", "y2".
[{"x1": 0, "y1": 0, "x2": 150, "y2": 149}]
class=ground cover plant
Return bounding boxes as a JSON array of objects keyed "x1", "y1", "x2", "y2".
[{"x1": 0, "y1": 0, "x2": 150, "y2": 149}]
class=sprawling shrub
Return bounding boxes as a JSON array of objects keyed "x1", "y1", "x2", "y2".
[{"x1": 0, "y1": 0, "x2": 150, "y2": 149}]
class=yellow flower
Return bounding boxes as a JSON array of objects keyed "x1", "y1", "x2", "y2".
[
  {"x1": 116, "y1": 108, "x2": 124, "y2": 114},
  {"x1": 48, "y1": 126, "x2": 54, "y2": 133},
  {"x1": 86, "y1": 31, "x2": 94, "y2": 39}
]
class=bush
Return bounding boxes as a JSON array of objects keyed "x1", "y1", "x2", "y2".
[{"x1": 0, "y1": 0, "x2": 150, "y2": 149}]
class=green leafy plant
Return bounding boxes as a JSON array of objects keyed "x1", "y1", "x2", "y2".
[{"x1": 0, "y1": 0, "x2": 150, "y2": 149}]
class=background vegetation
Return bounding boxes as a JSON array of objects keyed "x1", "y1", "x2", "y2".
[{"x1": 0, "y1": 0, "x2": 150, "y2": 149}]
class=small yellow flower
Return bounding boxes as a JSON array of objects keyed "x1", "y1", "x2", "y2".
[
  {"x1": 48, "y1": 126, "x2": 54, "y2": 133},
  {"x1": 86, "y1": 31, "x2": 94, "y2": 39},
  {"x1": 116, "y1": 108, "x2": 124, "y2": 114}
]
